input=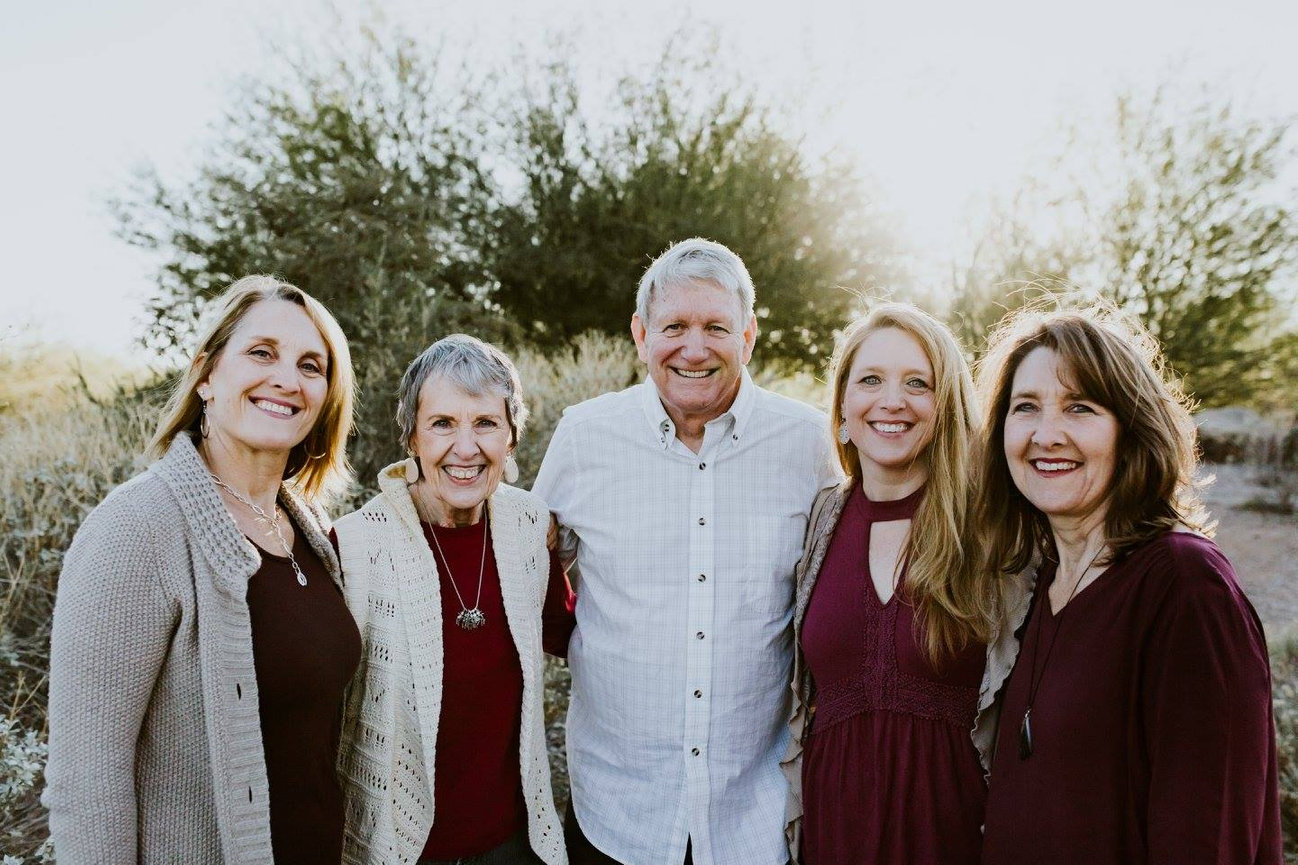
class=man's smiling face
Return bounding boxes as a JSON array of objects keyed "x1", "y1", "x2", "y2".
[{"x1": 631, "y1": 279, "x2": 757, "y2": 429}]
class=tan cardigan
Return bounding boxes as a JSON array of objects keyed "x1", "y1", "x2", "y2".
[
  {"x1": 42, "y1": 434, "x2": 341, "y2": 864},
  {"x1": 779, "y1": 481, "x2": 1034, "y2": 858},
  {"x1": 334, "y1": 462, "x2": 566, "y2": 865}
]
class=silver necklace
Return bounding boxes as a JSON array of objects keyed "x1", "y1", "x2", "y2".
[
  {"x1": 414, "y1": 483, "x2": 488, "y2": 630},
  {"x1": 210, "y1": 473, "x2": 308, "y2": 587}
]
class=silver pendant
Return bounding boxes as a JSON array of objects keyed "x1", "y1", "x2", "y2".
[
  {"x1": 295, "y1": 572, "x2": 308, "y2": 587},
  {"x1": 456, "y1": 608, "x2": 486, "y2": 630},
  {"x1": 1019, "y1": 708, "x2": 1033, "y2": 760}
]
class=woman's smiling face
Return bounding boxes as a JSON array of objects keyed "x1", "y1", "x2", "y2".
[
  {"x1": 198, "y1": 299, "x2": 329, "y2": 460},
  {"x1": 1003, "y1": 346, "x2": 1121, "y2": 529}
]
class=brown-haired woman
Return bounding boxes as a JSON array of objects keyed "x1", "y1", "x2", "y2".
[
  {"x1": 783, "y1": 303, "x2": 1000, "y2": 864},
  {"x1": 973, "y1": 304, "x2": 1281, "y2": 864},
  {"x1": 43, "y1": 276, "x2": 360, "y2": 863}
]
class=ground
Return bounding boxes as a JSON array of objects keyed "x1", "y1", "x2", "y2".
[{"x1": 1199, "y1": 463, "x2": 1298, "y2": 632}]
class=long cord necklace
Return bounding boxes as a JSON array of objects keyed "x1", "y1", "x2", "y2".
[
  {"x1": 413, "y1": 483, "x2": 489, "y2": 631},
  {"x1": 210, "y1": 473, "x2": 308, "y2": 587},
  {"x1": 1018, "y1": 542, "x2": 1107, "y2": 759}
]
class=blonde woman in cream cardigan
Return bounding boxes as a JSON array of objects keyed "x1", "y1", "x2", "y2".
[
  {"x1": 336, "y1": 334, "x2": 574, "y2": 865},
  {"x1": 43, "y1": 276, "x2": 358, "y2": 863}
]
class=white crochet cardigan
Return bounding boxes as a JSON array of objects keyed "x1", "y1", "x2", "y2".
[{"x1": 334, "y1": 461, "x2": 566, "y2": 865}]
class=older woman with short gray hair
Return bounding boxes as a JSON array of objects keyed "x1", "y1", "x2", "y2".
[{"x1": 335, "y1": 334, "x2": 574, "y2": 865}]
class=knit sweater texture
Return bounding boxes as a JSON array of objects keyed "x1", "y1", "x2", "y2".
[
  {"x1": 42, "y1": 434, "x2": 343, "y2": 864},
  {"x1": 334, "y1": 461, "x2": 566, "y2": 865}
]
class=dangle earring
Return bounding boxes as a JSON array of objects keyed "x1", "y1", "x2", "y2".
[
  {"x1": 403, "y1": 455, "x2": 422, "y2": 485},
  {"x1": 837, "y1": 420, "x2": 851, "y2": 445},
  {"x1": 503, "y1": 454, "x2": 519, "y2": 484},
  {"x1": 198, "y1": 390, "x2": 211, "y2": 438}
]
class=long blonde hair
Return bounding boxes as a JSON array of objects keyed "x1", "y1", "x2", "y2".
[
  {"x1": 148, "y1": 275, "x2": 355, "y2": 504},
  {"x1": 828, "y1": 303, "x2": 994, "y2": 662}
]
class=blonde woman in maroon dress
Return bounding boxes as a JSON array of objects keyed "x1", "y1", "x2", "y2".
[
  {"x1": 973, "y1": 305, "x2": 1281, "y2": 864},
  {"x1": 783, "y1": 303, "x2": 999, "y2": 864}
]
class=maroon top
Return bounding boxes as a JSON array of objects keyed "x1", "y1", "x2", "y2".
[
  {"x1": 421, "y1": 518, "x2": 576, "y2": 860},
  {"x1": 982, "y1": 532, "x2": 1281, "y2": 865},
  {"x1": 800, "y1": 484, "x2": 987, "y2": 865},
  {"x1": 247, "y1": 522, "x2": 361, "y2": 865}
]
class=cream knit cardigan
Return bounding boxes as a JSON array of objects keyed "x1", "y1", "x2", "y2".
[
  {"x1": 42, "y1": 434, "x2": 342, "y2": 864},
  {"x1": 334, "y1": 461, "x2": 566, "y2": 865}
]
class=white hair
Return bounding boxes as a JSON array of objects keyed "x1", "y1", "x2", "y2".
[{"x1": 635, "y1": 238, "x2": 756, "y2": 325}]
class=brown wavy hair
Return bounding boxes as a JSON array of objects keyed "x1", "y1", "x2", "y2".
[
  {"x1": 972, "y1": 301, "x2": 1209, "y2": 577},
  {"x1": 828, "y1": 303, "x2": 996, "y2": 662},
  {"x1": 148, "y1": 275, "x2": 355, "y2": 504}
]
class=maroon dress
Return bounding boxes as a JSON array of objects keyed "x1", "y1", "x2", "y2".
[
  {"x1": 981, "y1": 532, "x2": 1281, "y2": 864},
  {"x1": 247, "y1": 521, "x2": 361, "y2": 865},
  {"x1": 800, "y1": 484, "x2": 987, "y2": 865}
]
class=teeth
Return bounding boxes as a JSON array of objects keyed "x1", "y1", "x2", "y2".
[
  {"x1": 1035, "y1": 460, "x2": 1078, "y2": 472},
  {"x1": 674, "y1": 369, "x2": 712, "y2": 378},
  {"x1": 871, "y1": 422, "x2": 909, "y2": 433},
  {"x1": 254, "y1": 399, "x2": 294, "y2": 416},
  {"x1": 444, "y1": 466, "x2": 481, "y2": 480}
]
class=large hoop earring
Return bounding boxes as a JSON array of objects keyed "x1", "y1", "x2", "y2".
[{"x1": 200, "y1": 402, "x2": 211, "y2": 439}]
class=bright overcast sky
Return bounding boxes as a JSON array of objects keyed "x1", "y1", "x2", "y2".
[{"x1": 3, "y1": 0, "x2": 1296, "y2": 364}]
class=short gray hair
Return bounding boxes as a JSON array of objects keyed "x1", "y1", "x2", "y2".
[
  {"x1": 635, "y1": 238, "x2": 756, "y2": 325},
  {"x1": 396, "y1": 334, "x2": 529, "y2": 449}
]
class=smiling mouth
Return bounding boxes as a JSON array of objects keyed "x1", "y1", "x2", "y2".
[
  {"x1": 870, "y1": 421, "x2": 912, "y2": 434},
  {"x1": 443, "y1": 465, "x2": 484, "y2": 481},
  {"x1": 672, "y1": 368, "x2": 716, "y2": 379},
  {"x1": 252, "y1": 398, "x2": 299, "y2": 417},
  {"x1": 1031, "y1": 459, "x2": 1080, "y2": 473}
]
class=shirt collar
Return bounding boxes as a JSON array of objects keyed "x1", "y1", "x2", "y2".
[{"x1": 639, "y1": 367, "x2": 757, "y2": 450}]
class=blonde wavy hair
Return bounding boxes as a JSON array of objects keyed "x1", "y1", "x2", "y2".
[
  {"x1": 828, "y1": 302, "x2": 995, "y2": 662},
  {"x1": 148, "y1": 275, "x2": 355, "y2": 503}
]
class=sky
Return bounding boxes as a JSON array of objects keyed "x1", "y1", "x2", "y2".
[{"x1": 3, "y1": 0, "x2": 1296, "y2": 366}]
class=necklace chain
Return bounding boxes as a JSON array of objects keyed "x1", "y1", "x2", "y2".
[
  {"x1": 210, "y1": 474, "x2": 308, "y2": 587},
  {"x1": 413, "y1": 482, "x2": 489, "y2": 630},
  {"x1": 1019, "y1": 542, "x2": 1107, "y2": 760}
]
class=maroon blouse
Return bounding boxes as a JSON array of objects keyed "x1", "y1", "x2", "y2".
[
  {"x1": 247, "y1": 523, "x2": 361, "y2": 865},
  {"x1": 982, "y1": 532, "x2": 1281, "y2": 865},
  {"x1": 800, "y1": 484, "x2": 987, "y2": 865},
  {"x1": 420, "y1": 518, "x2": 576, "y2": 860}
]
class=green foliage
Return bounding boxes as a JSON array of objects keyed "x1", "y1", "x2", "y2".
[
  {"x1": 113, "y1": 32, "x2": 512, "y2": 487},
  {"x1": 945, "y1": 88, "x2": 1298, "y2": 408},
  {"x1": 489, "y1": 49, "x2": 895, "y2": 371},
  {"x1": 1097, "y1": 91, "x2": 1298, "y2": 407}
]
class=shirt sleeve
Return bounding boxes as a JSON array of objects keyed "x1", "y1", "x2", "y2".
[
  {"x1": 42, "y1": 492, "x2": 178, "y2": 864},
  {"x1": 531, "y1": 415, "x2": 581, "y2": 577},
  {"x1": 1141, "y1": 541, "x2": 1281, "y2": 864},
  {"x1": 541, "y1": 549, "x2": 577, "y2": 658}
]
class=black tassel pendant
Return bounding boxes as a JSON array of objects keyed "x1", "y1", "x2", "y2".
[{"x1": 1019, "y1": 708, "x2": 1033, "y2": 760}]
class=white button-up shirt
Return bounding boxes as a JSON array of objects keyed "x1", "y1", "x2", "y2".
[{"x1": 533, "y1": 369, "x2": 836, "y2": 865}]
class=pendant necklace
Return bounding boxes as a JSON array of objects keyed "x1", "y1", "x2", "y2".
[
  {"x1": 210, "y1": 473, "x2": 308, "y2": 586},
  {"x1": 415, "y1": 484, "x2": 489, "y2": 630},
  {"x1": 1018, "y1": 543, "x2": 1106, "y2": 760}
]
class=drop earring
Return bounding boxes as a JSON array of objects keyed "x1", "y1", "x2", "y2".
[
  {"x1": 837, "y1": 420, "x2": 851, "y2": 445},
  {"x1": 403, "y1": 456, "x2": 421, "y2": 484},
  {"x1": 504, "y1": 454, "x2": 519, "y2": 484}
]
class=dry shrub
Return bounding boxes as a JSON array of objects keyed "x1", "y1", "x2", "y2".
[
  {"x1": 1270, "y1": 631, "x2": 1298, "y2": 862},
  {"x1": 0, "y1": 385, "x2": 161, "y2": 860}
]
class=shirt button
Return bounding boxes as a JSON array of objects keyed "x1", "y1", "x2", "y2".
[
  {"x1": 691, "y1": 747, "x2": 700, "y2": 756},
  {"x1": 697, "y1": 574, "x2": 706, "y2": 582},
  {"x1": 696, "y1": 631, "x2": 705, "y2": 640},
  {"x1": 697, "y1": 517, "x2": 706, "y2": 526},
  {"x1": 694, "y1": 689, "x2": 703, "y2": 698},
  {"x1": 698, "y1": 462, "x2": 706, "y2": 470}
]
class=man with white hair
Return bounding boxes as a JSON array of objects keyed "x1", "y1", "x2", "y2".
[{"x1": 533, "y1": 238, "x2": 836, "y2": 865}]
